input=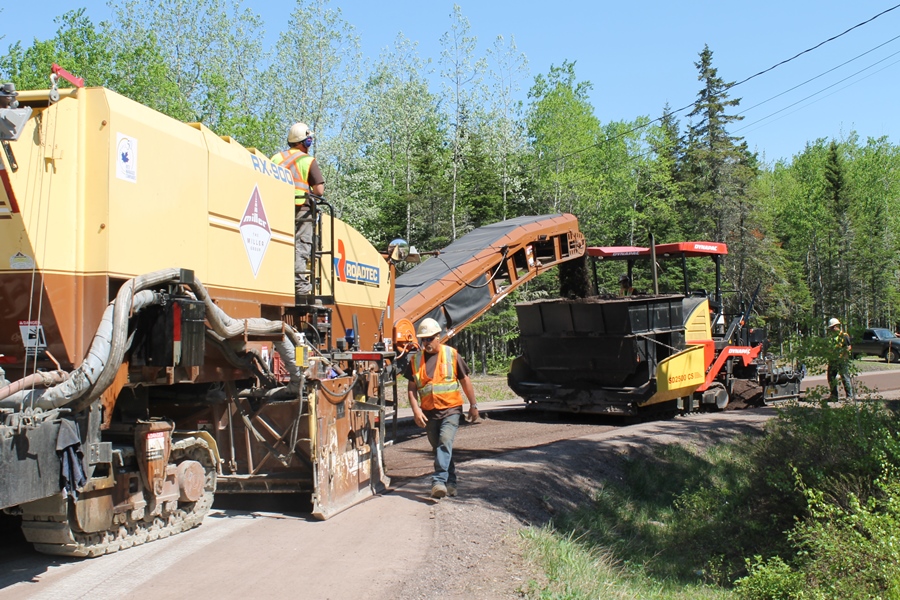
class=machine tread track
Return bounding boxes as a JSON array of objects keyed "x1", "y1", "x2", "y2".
[{"x1": 20, "y1": 437, "x2": 217, "y2": 557}]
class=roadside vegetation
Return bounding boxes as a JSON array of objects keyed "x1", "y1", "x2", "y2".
[{"x1": 519, "y1": 392, "x2": 900, "y2": 599}]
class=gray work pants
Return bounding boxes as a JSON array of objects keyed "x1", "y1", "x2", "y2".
[
  {"x1": 827, "y1": 364, "x2": 854, "y2": 401},
  {"x1": 295, "y1": 205, "x2": 313, "y2": 295}
]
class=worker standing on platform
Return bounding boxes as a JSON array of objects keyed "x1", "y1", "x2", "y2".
[
  {"x1": 272, "y1": 122, "x2": 325, "y2": 298},
  {"x1": 405, "y1": 318, "x2": 479, "y2": 499}
]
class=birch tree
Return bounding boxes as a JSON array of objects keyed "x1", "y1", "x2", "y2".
[
  {"x1": 439, "y1": 4, "x2": 485, "y2": 239},
  {"x1": 347, "y1": 35, "x2": 442, "y2": 244},
  {"x1": 486, "y1": 34, "x2": 528, "y2": 221}
]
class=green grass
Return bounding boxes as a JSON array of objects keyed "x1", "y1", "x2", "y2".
[
  {"x1": 853, "y1": 356, "x2": 900, "y2": 372},
  {"x1": 519, "y1": 439, "x2": 756, "y2": 598},
  {"x1": 519, "y1": 526, "x2": 730, "y2": 600}
]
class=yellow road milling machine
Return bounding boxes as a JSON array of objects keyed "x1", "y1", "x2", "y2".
[{"x1": 0, "y1": 72, "x2": 586, "y2": 557}]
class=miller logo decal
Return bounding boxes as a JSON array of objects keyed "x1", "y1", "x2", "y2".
[
  {"x1": 116, "y1": 133, "x2": 138, "y2": 183},
  {"x1": 335, "y1": 239, "x2": 380, "y2": 286},
  {"x1": 239, "y1": 186, "x2": 271, "y2": 277}
]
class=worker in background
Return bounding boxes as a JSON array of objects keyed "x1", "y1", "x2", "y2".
[
  {"x1": 271, "y1": 122, "x2": 325, "y2": 298},
  {"x1": 826, "y1": 317, "x2": 854, "y2": 401},
  {"x1": 404, "y1": 318, "x2": 479, "y2": 499},
  {"x1": 618, "y1": 274, "x2": 634, "y2": 297},
  {"x1": 0, "y1": 83, "x2": 18, "y2": 109}
]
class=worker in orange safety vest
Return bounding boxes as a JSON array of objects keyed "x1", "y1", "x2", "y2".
[
  {"x1": 404, "y1": 318, "x2": 479, "y2": 499},
  {"x1": 272, "y1": 122, "x2": 325, "y2": 297}
]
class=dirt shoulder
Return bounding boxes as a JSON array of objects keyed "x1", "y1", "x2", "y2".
[{"x1": 392, "y1": 409, "x2": 775, "y2": 599}]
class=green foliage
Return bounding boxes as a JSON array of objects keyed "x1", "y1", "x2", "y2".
[
  {"x1": 789, "y1": 466, "x2": 900, "y2": 598},
  {"x1": 1, "y1": 10, "x2": 116, "y2": 91},
  {"x1": 526, "y1": 60, "x2": 601, "y2": 217},
  {"x1": 734, "y1": 556, "x2": 806, "y2": 600},
  {"x1": 758, "y1": 136, "x2": 900, "y2": 330},
  {"x1": 735, "y1": 458, "x2": 900, "y2": 599},
  {"x1": 109, "y1": 0, "x2": 272, "y2": 144},
  {"x1": 782, "y1": 327, "x2": 857, "y2": 379},
  {"x1": 520, "y1": 401, "x2": 900, "y2": 598}
]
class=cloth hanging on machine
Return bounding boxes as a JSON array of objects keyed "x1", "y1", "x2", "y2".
[{"x1": 56, "y1": 419, "x2": 87, "y2": 500}]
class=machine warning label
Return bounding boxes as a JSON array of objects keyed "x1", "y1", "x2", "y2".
[
  {"x1": 18, "y1": 320, "x2": 47, "y2": 352},
  {"x1": 9, "y1": 252, "x2": 34, "y2": 270},
  {"x1": 240, "y1": 186, "x2": 272, "y2": 277},
  {"x1": 116, "y1": 133, "x2": 138, "y2": 183},
  {"x1": 146, "y1": 431, "x2": 166, "y2": 461}
]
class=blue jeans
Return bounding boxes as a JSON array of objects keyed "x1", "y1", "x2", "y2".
[{"x1": 425, "y1": 413, "x2": 460, "y2": 486}]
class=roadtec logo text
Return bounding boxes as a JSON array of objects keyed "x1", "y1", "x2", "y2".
[{"x1": 335, "y1": 239, "x2": 380, "y2": 286}]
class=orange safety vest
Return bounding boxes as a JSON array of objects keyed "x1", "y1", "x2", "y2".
[
  {"x1": 272, "y1": 150, "x2": 314, "y2": 205},
  {"x1": 411, "y1": 345, "x2": 464, "y2": 411}
]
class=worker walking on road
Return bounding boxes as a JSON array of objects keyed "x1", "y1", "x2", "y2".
[
  {"x1": 826, "y1": 317, "x2": 855, "y2": 401},
  {"x1": 405, "y1": 318, "x2": 479, "y2": 499},
  {"x1": 272, "y1": 122, "x2": 325, "y2": 298}
]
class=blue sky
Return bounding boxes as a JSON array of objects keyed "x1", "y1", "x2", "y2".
[{"x1": 4, "y1": 1, "x2": 900, "y2": 163}]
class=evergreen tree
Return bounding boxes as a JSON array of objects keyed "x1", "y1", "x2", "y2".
[
  {"x1": 823, "y1": 140, "x2": 851, "y2": 318},
  {"x1": 683, "y1": 44, "x2": 751, "y2": 241},
  {"x1": 463, "y1": 127, "x2": 503, "y2": 228},
  {"x1": 683, "y1": 45, "x2": 761, "y2": 312}
]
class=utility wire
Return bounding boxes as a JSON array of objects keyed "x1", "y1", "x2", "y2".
[
  {"x1": 736, "y1": 32, "x2": 900, "y2": 117},
  {"x1": 538, "y1": 4, "x2": 900, "y2": 166},
  {"x1": 737, "y1": 56, "x2": 900, "y2": 138},
  {"x1": 727, "y1": 4, "x2": 900, "y2": 90},
  {"x1": 734, "y1": 47, "x2": 900, "y2": 134}
]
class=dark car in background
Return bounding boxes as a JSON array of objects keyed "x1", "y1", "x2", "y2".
[{"x1": 854, "y1": 328, "x2": 900, "y2": 363}]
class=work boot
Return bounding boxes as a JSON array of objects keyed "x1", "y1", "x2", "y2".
[
  {"x1": 447, "y1": 483, "x2": 457, "y2": 497},
  {"x1": 431, "y1": 482, "x2": 447, "y2": 499}
]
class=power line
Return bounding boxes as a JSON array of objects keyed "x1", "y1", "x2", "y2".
[
  {"x1": 734, "y1": 47, "x2": 900, "y2": 134},
  {"x1": 737, "y1": 56, "x2": 900, "y2": 139},
  {"x1": 538, "y1": 5, "x2": 900, "y2": 167},
  {"x1": 727, "y1": 4, "x2": 900, "y2": 90},
  {"x1": 560, "y1": 36, "x2": 900, "y2": 171},
  {"x1": 736, "y1": 32, "x2": 900, "y2": 117}
]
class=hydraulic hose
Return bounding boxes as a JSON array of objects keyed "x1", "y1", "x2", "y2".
[
  {"x1": 1, "y1": 268, "x2": 309, "y2": 411},
  {"x1": 35, "y1": 288, "x2": 164, "y2": 410},
  {"x1": 0, "y1": 370, "x2": 68, "y2": 402},
  {"x1": 83, "y1": 273, "x2": 176, "y2": 404},
  {"x1": 186, "y1": 275, "x2": 305, "y2": 392}
]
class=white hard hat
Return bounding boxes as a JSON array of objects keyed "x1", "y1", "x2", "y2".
[
  {"x1": 288, "y1": 122, "x2": 314, "y2": 143},
  {"x1": 417, "y1": 318, "x2": 442, "y2": 338},
  {"x1": 828, "y1": 317, "x2": 841, "y2": 328}
]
